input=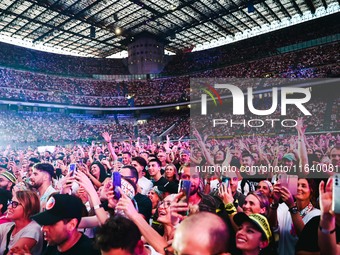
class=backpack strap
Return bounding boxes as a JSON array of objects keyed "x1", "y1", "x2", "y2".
[{"x1": 3, "y1": 224, "x2": 15, "y2": 255}]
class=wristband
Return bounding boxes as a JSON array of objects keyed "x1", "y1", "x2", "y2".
[
  {"x1": 319, "y1": 225, "x2": 336, "y2": 234},
  {"x1": 224, "y1": 202, "x2": 237, "y2": 215},
  {"x1": 93, "y1": 204, "x2": 102, "y2": 210}
]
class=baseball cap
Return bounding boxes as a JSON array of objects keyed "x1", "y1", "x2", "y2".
[
  {"x1": 0, "y1": 171, "x2": 17, "y2": 183},
  {"x1": 234, "y1": 212, "x2": 272, "y2": 242},
  {"x1": 31, "y1": 194, "x2": 83, "y2": 226},
  {"x1": 282, "y1": 153, "x2": 296, "y2": 161}
]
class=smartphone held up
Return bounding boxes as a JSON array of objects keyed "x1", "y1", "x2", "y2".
[
  {"x1": 178, "y1": 180, "x2": 191, "y2": 204},
  {"x1": 332, "y1": 174, "x2": 340, "y2": 214},
  {"x1": 68, "y1": 163, "x2": 77, "y2": 176},
  {"x1": 112, "y1": 172, "x2": 122, "y2": 200}
]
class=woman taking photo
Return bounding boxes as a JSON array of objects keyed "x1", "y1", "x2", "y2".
[
  {"x1": 0, "y1": 190, "x2": 43, "y2": 255},
  {"x1": 270, "y1": 178, "x2": 320, "y2": 255}
]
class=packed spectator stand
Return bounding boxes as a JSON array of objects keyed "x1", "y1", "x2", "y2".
[{"x1": 0, "y1": 13, "x2": 339, "y2": 255}]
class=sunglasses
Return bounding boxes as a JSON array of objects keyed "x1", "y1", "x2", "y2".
[{"x1": 7, "y1": 200, "x2": 22, "y2": 209}]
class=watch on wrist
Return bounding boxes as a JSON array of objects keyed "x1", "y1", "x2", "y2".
[{"x1": 289, "y1": 205, "x2": 298, "y2": 214}]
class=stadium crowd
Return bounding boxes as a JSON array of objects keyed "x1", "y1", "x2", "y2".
[
  {"x1": 0, "y1": 42, "x2": 129, "y2": 77},
  {"x1": 0, "y1": 14, "x2": 338, "y2": 78},
  {"x1": 0, "y1": 12, "x2": 338, "y2": 255},
  {"x1": 0, "y1": 43, "x2": 338, "y2": 107},
  {"x1": 162, "y1": 13, "x2": 340, "y2": 75},
  {"x1": 0, "y1": 120, "x2": 338, "y2": 255},
  {"x1": 0, "y1": 111, "x2": 191, "y2": 144}
]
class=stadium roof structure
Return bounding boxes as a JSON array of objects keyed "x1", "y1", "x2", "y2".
[{"x1": 0, "y1": 0, "x2": 338, "y2": 58}]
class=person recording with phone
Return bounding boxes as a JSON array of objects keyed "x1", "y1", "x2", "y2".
[
  {"x1": 119, "y1": 165, "x2": 152, "y2": 221},
  {"x1": 170, "y1": 165, "x2": 220, "y2": 219},
  {"x1": 269, "y1": 178, "x2": 320, "y2": 255}
]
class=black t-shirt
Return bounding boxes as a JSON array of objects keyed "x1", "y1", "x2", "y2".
[
  {"x1": 134, "y1": 193, "x2": 152, "y2": 222},
  {"x1": 153, "y1": 176, "x2": 178, "y2": 194},
  {"x1": 234, "y1": 191, "x2": 246, "y2": 208},
  {"x1": 239, "y1": 172, "x2": 265, "y2": 195},
  {"x1": 296, "y1": 216, "x2": 320, "y2": 252},
  {"x1": 43, "y1": 233, "x2": 100, "y2": 255}
]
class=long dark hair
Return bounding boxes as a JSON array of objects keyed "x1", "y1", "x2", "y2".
[
  {"x1": 299, "y1": 178, "x2": 318, "y2": 207},
  {"x1": 91, "y1": 161, "x2": 108, "y2": 183}
]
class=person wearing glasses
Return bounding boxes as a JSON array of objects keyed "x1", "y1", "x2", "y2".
[
  {"x1": 0, "y1": 190, "x2": 43, "y2": 255},
  {"x1": 116, "y1": 191, "x2": 179, "y2": 254},
  {"x1": 119, "y1": 165, "x2": 152, "y2": 222}
]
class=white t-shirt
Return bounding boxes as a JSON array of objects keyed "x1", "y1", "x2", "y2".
[
  {"x1": 39, "y1": 185, "x2": 57, "y2": 211},
  {"x1": 0, "y1": 221, "x2": 43, "y2": 255},
  {"x1": 277, "y1": 203, "x2": 320, "y2": 255}
]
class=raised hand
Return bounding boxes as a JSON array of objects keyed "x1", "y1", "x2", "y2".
[
  {"x1": 319, "y1": 178, "x2": 333, "y2": 215},
  {"x1": 280, "y1": 186, "x2": 295, "y2": 208},
  {"x1": 115, "y1": 187, "x2": 138, "y2": 219},
  {"x1": 218, "y1": 182, "x2": 234, "y2": 205},
  {"x1": 169, "y1": 192, "x2": 189, "y2": 222}
]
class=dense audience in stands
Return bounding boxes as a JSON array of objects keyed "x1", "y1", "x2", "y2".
[
  {"x1": 0, "y1": 111, "x2": 191, "y2": 144},
  {"x1": 0, "y1": 14, "x2": 338, "y2": 78},
  {"x1": 162, "y1": 13, "x2": 340, "y2": 75},
  {"x1": 0, "y1": 42, "x2": 129, "y2": 77},
  {"x1": 0, "y1": 14, "x2": 339, "y2": 255},
  {"x1": 0, "y1": 43, "x2": 339, "y2": 107},
  {"x1": 0, "y1": 90, "x2": 338, "y2": 145}
]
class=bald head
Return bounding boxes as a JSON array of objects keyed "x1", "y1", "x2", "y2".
[{"x1": 173, "y1": 212, "x2": 230, "y2": 254}]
